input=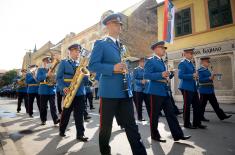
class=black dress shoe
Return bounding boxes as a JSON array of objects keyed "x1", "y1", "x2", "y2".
[
  {"x1": 201, "y1": 118, "x2": 210, "y2": 122},
  {"x1": 174, "y1": 135, "x2": 191, "y2": 141},
  {"x1": 29, "y1": 115, "x2": 33, "y2": 118},
  {"x1": 195, "y1": 124, "x2": 207, "y2": 129},
  {"x1": 41, "y1": 121, "x2": 46, "y2": 125},
  {"x1": 221, "y1": 115, "x2": 232, "y2": 120},
  {"x1": 54, "y1": 119, "x2": 60, "y2": 125},
  {"x1": 152, "y1": 137, "x2": 166, "y2": 143},
  {"x1": 138, "y1": 118, "x2": 146, "y2": 121},
  {"x1": 17, "y1": 111, "x2": 20, "y2": 113},
  {"x1": 77, "y1": 135, "x2": 88, "y2": 142},
  {"x1": 175, "y1": 112, "x2": 183, "y2": 116},
  {"x1": 184, "y1": 125, "x2": 197, "y2": 129},
  {"x1": 84, "y1": 116, "x2": 91, "y2": 120},
  {"x1": 59, "y1": 132, "x2": 66, "y2": 137},
  {"x1": 90, "y1": 107, "x2": 95, "y2": 110}
]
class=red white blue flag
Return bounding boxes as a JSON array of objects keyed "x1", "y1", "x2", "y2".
[{"x1": 163, "y1": 0, "x2": 175, "y2": 43}]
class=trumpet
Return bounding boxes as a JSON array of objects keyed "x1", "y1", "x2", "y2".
[{"x1": 63, "y1": 48, "x2": 91, "y2": 109}]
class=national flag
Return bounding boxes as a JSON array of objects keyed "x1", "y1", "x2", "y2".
[{"x1": 163, "y1": 0, "x2": 175, "y2": 43}]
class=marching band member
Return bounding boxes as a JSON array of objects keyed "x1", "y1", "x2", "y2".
[
  {"x1": 16, "y1": 69, "x2": 28, "y2": 113},
  {"x1": 178, "y1": 48, "x2": 206, "y2": 129},
  {"x1": 36, "y1": 56, "x2": 60, "y2": 125},
  {"x1": 26, "y1": 64, "x2": 40, "y2": 118},
  {"x1": 144, "y1": 41, "x2": 191, "y2": 142},
  {"x1": 84, "y1": 74, "x2": 95, "y2": 110},
  {"x1": 133, "y1": 58, "x2": 150, "y2": 121},
  {"x1": 56, "y1": 44, "x2": 88, "y2": 142},
  {"x1": 198, "y1": 56, "x2": 232, "y2": 121},
  {"x1": 88, "y1": 12, "x2": 147, "y2": 155}
]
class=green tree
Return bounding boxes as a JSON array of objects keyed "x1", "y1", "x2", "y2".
[{"x1": 1, "y1": 70, "x2": 18, "y2": 87}]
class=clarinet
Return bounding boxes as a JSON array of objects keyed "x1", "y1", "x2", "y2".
[{"x1": 192, "y1": 58, "x2": 199, "y2": 88}]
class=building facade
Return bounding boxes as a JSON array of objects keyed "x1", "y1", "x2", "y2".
[
  {"x1": 22, "y1": 41, "x2": 62, "y2": 70},
  {"x1": 155, "y1": 0, "x2": 235, "y2": 103},
  {"x1": 60, "y1": 0, "x2": 158, "y2": 70}
]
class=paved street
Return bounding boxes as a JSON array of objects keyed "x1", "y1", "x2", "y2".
[{"x1": 0, "y1": 97, "x2": 235, "y2": 155}]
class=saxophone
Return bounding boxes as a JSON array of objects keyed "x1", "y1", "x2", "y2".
[
  {"x1": 63, "y1": 48, "x2": 91, "y2": 109},
  {"x1": 46, "y1": 55, "x2": 60, "y2": 86}
]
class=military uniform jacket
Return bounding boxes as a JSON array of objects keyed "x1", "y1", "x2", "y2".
[
  {"x1": 144, "y1": 56, "x2": 169, "y2": 96},
  {"x1": 133, "y1": 66, "x2": 145, "y2": 92},
  {"x1": 15, "y1": 76, "x2": 27, "y2": 93},
  {"x1": 88, "y1": 37, "x2": 132, "y2": 98},
  {"x1": 36, "y1": 68, "x2": 56, "y2": 95},
  {"x1": 198, "y1": 66, "x2": 214, "y2": 94},
  {"x1": 83, "y1": 76, "x2": 92, "y2": 94},
  {"x1": 56, "y1": 59, "x2": 85, "y2": 96},
  {"x1": 143, "y1": 80, "x2": 150, "y2": 94},
  {"x1": 26, "y1": 73, "x2": 39, "y2": 94},
  {"x1": 56, "y1": 84, "x2": 60, "y2": 93},
  {"x1": 178, "y1": 59, "x2": 197, "y2": 92}
]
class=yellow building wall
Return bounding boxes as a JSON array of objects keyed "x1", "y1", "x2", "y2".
[{"x1": 157, "y1": 0, "x2": 235, "y2": 51}]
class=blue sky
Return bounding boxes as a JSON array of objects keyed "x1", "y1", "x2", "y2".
[{"x1": 0, "y1": 0, "x2": 164, "y2": 70}]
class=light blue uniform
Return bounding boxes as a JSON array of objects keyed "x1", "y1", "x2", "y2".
[
  {"x1": 36, "y1": 68, "x2": 56, "y2": 95},
  {"x1": 25, "y1": 73, "x2": 39, "y2": 94},
  {"x1": 15, "y1": 76, "x2": 27, "y2": 93},
  {"x1": 88, "y1": 38, "x2": 132, "y2": 98},
  {"x1": 83, "y1": 76, "x2": 92, "y2": 94},
  {"x1": 144, "y1": 56, "x2": 169, "y2": 96},
  {"x1": 198, "y1": 66, "x2": 214, "y2": 94},
  {"x1": 133, "y1": 66, "x2": 145, "y2": 92},
  {"x1": 56, "y1": 59, "x2": 85, "y2": 96},
  {"x1": 178, "y1": 59, "x2": 197, "y2": 92}
]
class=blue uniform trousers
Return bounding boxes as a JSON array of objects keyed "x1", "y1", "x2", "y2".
[
  {"x1": 60, "y1": 95, "x2": 85, "y2": 137},
  {"x1": 17, "y1": 92, "x2": 28, "y2": 113},
  {"x1": 134, "y1": 92, "x2": 151, "y2": 120},
  {"x1": 150, "y1": 95, "x2": 184, "y2": 139},
  {"x1": 85, "y1": 92, "x2": 94, "y2": 109},
  {"x1": 181, "y1": 90, "x2": 202, "y2": 126},
  {"x1": 200, "y1": 93, "x2": 227, "y2": 120},
  {"x1": 99, "y1": 97, "x2": 147, "y2": 155},
  {"x1": 56, "y1": 92, "x2": 62, "y2": 114},
  {"x1": 39, "y1": 94, "x2": 58, "y2": 123},
  {"x1": 28, "y1": 93, "x2": 40, "y2": 116}
]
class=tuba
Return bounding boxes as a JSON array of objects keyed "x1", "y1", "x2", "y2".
[
  {"x1": 46, "y1": 54, "x2": 60, "y2": 85},
  {"x1": 63, "y1": 48, "x2": 91, "y2": 109}
]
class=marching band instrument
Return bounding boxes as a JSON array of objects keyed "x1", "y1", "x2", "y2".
[
  {"x1": 30, "y1": 67, "x2": 38, "y2": 82},
  {"x1": 46, "y1": 54, "x2": 61, "y2": 85},
  {"x1": 192, "y1": 58, "x2": 199, "y2": 87},
  {"x1": 63, "y1": 48, "x2": 91, "y2": 109},
  {"x1": 15, "y1": 76, "x2": 27, "y2": 89},
  {"x1": 120, "y1": 44, "x2": 131, "y2": 91}
]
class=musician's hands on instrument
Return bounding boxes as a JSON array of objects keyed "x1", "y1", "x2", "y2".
[
  {"x1": 193, "y1": 73, "x2": 198, "y2": 79},
  {"x1": 63, "y1": 87, "x2": 70, "y2": 95},
  {"x1": 209, "y1": 74, "x2": 215, "y2": 80},
  {"x1": 47, "y1": 70, "x2": 53, "y2": 77},
  {"x1": 162, "y1": 71, "x2": 169, "y2": 78},
  {"x1": 113, "y1": 63, "x2": 126, "y2": 74},
  {"x1": 141, "y1": 80, "x2": 147, "y2": 84}
]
